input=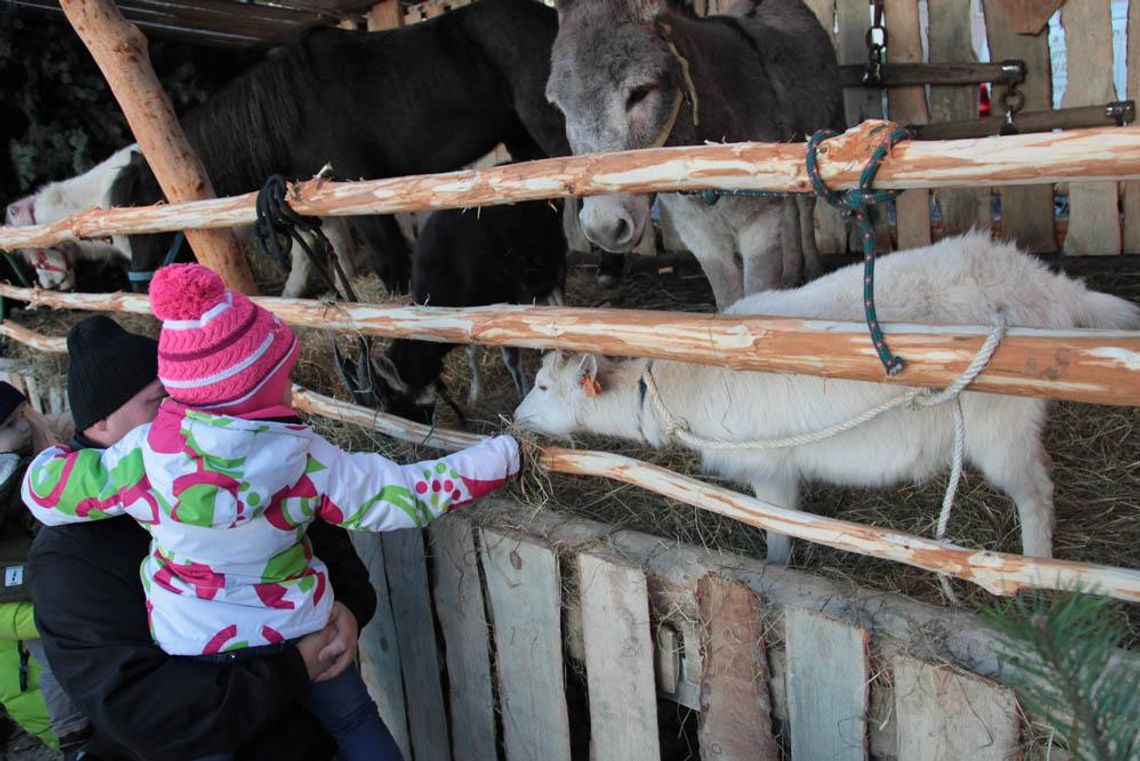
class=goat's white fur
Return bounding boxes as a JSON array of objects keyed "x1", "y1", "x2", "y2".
[{"x1": 514, "y1": 233, "x2": 1140, "y2": 563}]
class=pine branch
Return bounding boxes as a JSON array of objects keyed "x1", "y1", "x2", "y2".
[{"x1": 984, "y1": 590, "x2": 1140, "y2": 761}]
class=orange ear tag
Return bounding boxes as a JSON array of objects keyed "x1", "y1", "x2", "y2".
[{"x1": 581, "y1": 376, "x2": 603, "y2": 397}]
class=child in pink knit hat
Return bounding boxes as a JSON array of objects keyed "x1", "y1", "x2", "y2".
[{"x1": 23, "y1": 264, "x2": 521, "y2": 761}]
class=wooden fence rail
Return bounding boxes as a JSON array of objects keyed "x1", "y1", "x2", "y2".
[
  {"x1": 2, "y1": 284, "x2": 1138, "y2": 407},
  {"x1": 3, "y1": 120, "x2": 1140, "y2": 251},
  {"x1": 3, "y1": 323, "x2": 1139, "y2": 602}
]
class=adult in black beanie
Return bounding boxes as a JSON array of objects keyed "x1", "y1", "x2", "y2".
[
  {"x1": 28, "y1": 317, "x2": 377, "y2": 760},
  {"x1": 65, "y1": 316, "x2": 161, "y2": 437}
]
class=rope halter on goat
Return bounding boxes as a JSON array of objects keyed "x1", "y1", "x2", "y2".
[{"x1": 640, "y1": 311, "x2": 1009, "y2": 600}]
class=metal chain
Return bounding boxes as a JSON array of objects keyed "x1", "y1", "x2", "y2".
[{"x1": 863, "y1": 0, "x2": 888, "y2": 87}]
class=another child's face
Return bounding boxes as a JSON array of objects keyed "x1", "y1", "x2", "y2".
[{"x1": 0, "y1": 406, "x2": 31, "y2": 453}]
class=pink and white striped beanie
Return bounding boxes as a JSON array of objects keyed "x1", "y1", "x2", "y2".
[{"x1": 149, "y1": 264, "x2": 299, "y2": 415}]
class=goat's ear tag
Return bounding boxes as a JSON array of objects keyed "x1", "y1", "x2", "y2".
[{"x1": 581, "y1": 375, "x2": 603, "y2": 397}]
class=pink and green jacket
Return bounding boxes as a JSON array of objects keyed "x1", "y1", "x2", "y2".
[{"x1": 21, "y1": 400, "x2": 519, "y2": 656}]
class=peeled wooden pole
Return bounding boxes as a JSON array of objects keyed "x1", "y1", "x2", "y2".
[
  {"x1": 2, "y1": 283, "x2": 1138, "y2": 407},
  {"x1": 5, "y1": 121, "x2": 1140, "y2": 250},
  {"x1": 296, "y1": 387, "x2": 1140, "y2": 603},
  {"x1": 5, "y1": 328, "x2": 1137, "y2": 602},
  {"x1": 57, "y1": 0, "x2": 255, "y2": 294}
]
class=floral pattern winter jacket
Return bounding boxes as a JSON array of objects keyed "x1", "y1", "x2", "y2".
[{"x1": 22, "y1": 400, "x2": 519, "y2": 656}]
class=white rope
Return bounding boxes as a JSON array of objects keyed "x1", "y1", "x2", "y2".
[{"x1": 642, "y1": 313, "x2": 1008, "y2": 603}]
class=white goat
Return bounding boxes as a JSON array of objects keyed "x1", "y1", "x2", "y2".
[
  {"x1": 514, "y1": 232, "x2": 1140, "y2": 563},
  {"x1": 4, "y1": 145, "x2": 358, "y2": 296}
]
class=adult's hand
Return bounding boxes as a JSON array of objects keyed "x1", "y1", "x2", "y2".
[
  {"x1": 295, "y1": 625, "x2": 338, "y2": 682},
  {"x1": 315, "y1": 602, "x2": 359, "y2": 683}
]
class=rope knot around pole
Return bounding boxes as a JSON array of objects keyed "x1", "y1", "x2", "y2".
[{"x1": 805, "y1": 126, "x2": 913, "y2": 376}]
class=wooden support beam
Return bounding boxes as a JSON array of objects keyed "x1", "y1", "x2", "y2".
[
  {"x1": 885, "y1": 0, "x2": 932, "y2": 251},
  {"x1": 57, "y1": 0, "x2": 256, "y2": 293},
  {"x1": 928, "y1": 0, "x2": 991, "y2": 238},
  {"x1": 1061, "y1": 0, "x2": 1121, "y2": 255},
  {"x1": 984, "y1": 0, "x2": 1056, "y2": 254},
  {"x1": 7, "y1": 122, "x2": 1140, "y2": 252},
  {"x1": 4, "y1": 285, "x2": 1139, "y2": 408}
]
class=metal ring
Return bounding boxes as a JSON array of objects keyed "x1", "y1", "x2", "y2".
[
  {"x1": 1002, "y1": 89, "x2": 1026, "y2": 115},
  {"x1": 865, "y1": 27, "x2": 888, "y2": 50}
]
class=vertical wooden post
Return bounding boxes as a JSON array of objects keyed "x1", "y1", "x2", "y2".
[
  {"x1": 928, "y1": 0, "x2": 991, "y2": 238},
  {"x1": 1126, "y1": 0, "x2": 1140, "y2": 253},
  {"x1": 802, "y1": 0, "x2": 850, "y2": 255},
  {"x1": 367, "y1": 0, "x2": 404, "y2": 31},
  {"x1": 984, "y1": 0, "x2": 1056, "y2": 254},
  {"x1": 1061, "y1": 0, "x2": 1121, "y2": 255},
  {"x1": 885, "y1": 0, "x2": 932, "y2": 251},
  {"x1": 837, "y1": 0, "x2": 891, "y2": 251},
  {"x1": 58, "y1": 0, "x2": 256, "y2": 294}
]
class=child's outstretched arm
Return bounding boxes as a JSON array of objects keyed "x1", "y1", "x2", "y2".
[
  {"x1": 21, "y1": 433, "x2": 151, "y2": 526},
  {"x1": 310, "y1": 435, "x2": 520, "y2": 531}
]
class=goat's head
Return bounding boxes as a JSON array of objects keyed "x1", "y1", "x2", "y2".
[
  {"x1": 334, "y1": 338, "x2": 438, "y2": 425},
  {"x1": 514, "y1": 351, "x2": 609, "y2": 437}
]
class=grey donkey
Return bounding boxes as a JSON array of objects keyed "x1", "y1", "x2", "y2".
[{"x1": 547, "y1": 0, "x2": 845, "y2": 310}]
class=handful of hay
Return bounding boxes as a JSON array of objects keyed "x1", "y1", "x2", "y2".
[{"x1": 499, "y1": 415, "x2": 554, "y2": 510}]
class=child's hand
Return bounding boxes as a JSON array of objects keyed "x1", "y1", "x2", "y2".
[{"x1": 314, "y1": 602, "x2": 360, "y2": 682}]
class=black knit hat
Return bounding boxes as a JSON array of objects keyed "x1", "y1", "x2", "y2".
[
  {"x1": 0, "y1": 382, "x2": 25, "y2": 425},
  {"x1": 67, "y1": 316, "x2": 159, "y2": 433}
]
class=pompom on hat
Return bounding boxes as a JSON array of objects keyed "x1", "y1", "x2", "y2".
[{"x1": 149, "y1": 264, "x2": 298, "y2": 415}]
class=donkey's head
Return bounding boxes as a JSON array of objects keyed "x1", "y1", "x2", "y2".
[{"x1": 547, "y1": 0, "x2": 692, "y2": 253}]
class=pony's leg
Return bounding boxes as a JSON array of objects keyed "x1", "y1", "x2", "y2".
[
  {"x1": 798, "y1": 196, "x2": 824, "y2": 281},
  {"x1": 779, "y1": 200, "x2": 803, "y2": 288},
  {"x1": 466, "y1": 345, "x2": 483, "y2": 407},
  {"x1": 283, "y1": 248, "x2": 314, "y2": 298},
  {"x1": 661, "y1": 195, "x2": 741, "y2": 311},
  {"x1": 502, "y1": 347, "x2": 529, "y2": 399},
  {"x1": 750, "y1": 475, "x2": 800, "y2": 565},
  {"x1": 321, "y1": 217, "x2": 358, "y2": 281},
  {"x1": 966, "y1": 399, "x2": 1055, "y2": 558},
  {"x1": 736, "y1": 202, "x2": 784, "y2": 295}
]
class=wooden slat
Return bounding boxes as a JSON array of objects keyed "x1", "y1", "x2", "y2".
[
  {"x1": 349, "y1": 533, "x2": 413, "y2": 759},
  {"x1": 1061, "y1": 0, "x2": 1121, "y2": 255},
  {"x1": 928, "y1": 0, "x2": 991, "y2": 237},
  {"x1": 785, "y1": 608, "x2": 869, "y2": 761},
  {"x1": 430, "y1": 516, "x2": 498, "y2": 760},
  {"x1": 985, "y1": 0, "x2": 1064, "y2": 35},
  {"x1": 800, "y1": 0, "x2": 849, "y2": 255},
  {"x1": 479, "y1": 529, "x2": 573, "y2": 761},
  {"x1": 1124, "y1": 0, "x2": 1140, "y2": 253},
  {"x1": 578, "y1": 553, "x2": 661, "y2": 761},
  {"x1": 696, "y1": 575, "x2": 779, "y2": 761},
  {"x1": 885, "y1": 0, "x2": 932, "y2": 250},
  {"x1": 893, "y1": 654, "x2": 1020, "y2": 761},
  {"x1": 381, "y1": 529, "x2": 450, "y2": 761},
  {"x1": 984, "y1": 0, "x2": 1055, "y2": 253},
  {"x1": 836, "y1": 0, "x2": 890, "y2": 252}
]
